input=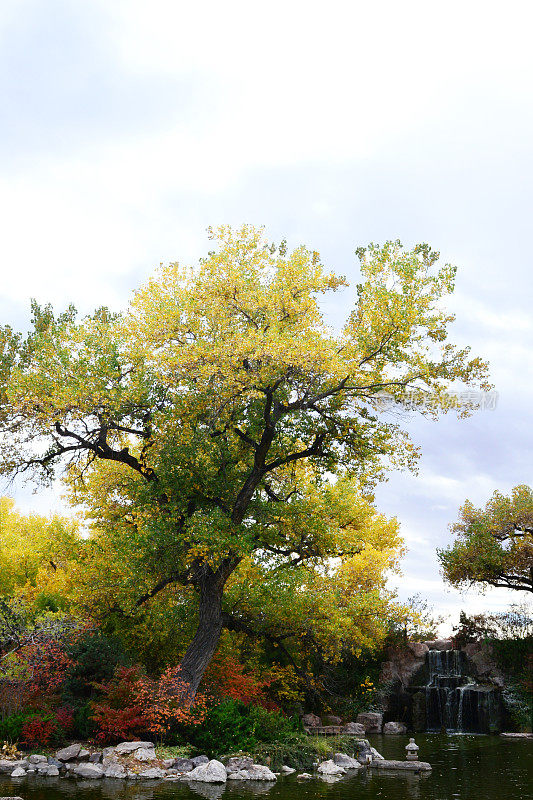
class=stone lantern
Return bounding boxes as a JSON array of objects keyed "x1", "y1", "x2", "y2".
[{"x1": 405, "y1": 738, "x2": 419, "y2": 761}]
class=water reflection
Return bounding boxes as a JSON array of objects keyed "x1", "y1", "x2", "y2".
[
  {"x1": 185, "y1": 782, "x2": 225, "y2": 800},
  {"x1": 0, "y1": 736, "x2": 531, "y2": 800}
]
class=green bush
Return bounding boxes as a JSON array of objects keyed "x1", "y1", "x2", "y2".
[
  {"x1": 0, "y1": 712, "x2": 33, "y2": 743},
  {"x1": 185, "y1": 700, "x2": 296, "y2": 756}
]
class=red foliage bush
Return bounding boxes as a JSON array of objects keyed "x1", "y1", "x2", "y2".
[
  {"x1": 91, "y1": 664, "x2": 210, "y2": 742},
  {"x1": 90, "y1": 665, "x2": 146, "y2": 743},
  {"x1": 205, "y1": 654, "x2": 273, "y2": 707},
  {"x1": 19, "y1": 706, "x2": 74, "y2": 747}
]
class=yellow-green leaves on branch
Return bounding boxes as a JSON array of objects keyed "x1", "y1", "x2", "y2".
[
  {"x1": 438, "y1": 485, "x2": 533, "y2": 594},
  {"x1": 0, "y1": 225, "x2": 490, "y2": 698}
]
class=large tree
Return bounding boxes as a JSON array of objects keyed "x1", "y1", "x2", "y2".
[
  {"x1": 0, "y1": 226, "x2": 489, "y2": 698},
  {"x1": 438, "y1": 485, "x2": 533, "y2": 594}
]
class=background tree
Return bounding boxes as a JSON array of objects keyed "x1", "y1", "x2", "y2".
[
  {"x1": 438, "y1": 484, "x2": 533, "y2": 594},
  {"x1": 0, "y1": 497, "x2": 79, "y2": 607},
  {"x1": 0, "y1": 226, "x2": 489, "y2": 699}
]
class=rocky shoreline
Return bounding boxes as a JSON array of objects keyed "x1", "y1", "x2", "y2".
[{"x1": 0, "y1": 738, "x2": 430, "y2": 784}]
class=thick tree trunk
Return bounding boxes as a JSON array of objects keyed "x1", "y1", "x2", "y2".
[{"x1": 177, "y1": 571, "x2": 225, "y2": 703}]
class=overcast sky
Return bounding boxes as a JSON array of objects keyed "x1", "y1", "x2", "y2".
[{"x1": 1, "y1": 0, "x2": 532, "y2": 631}]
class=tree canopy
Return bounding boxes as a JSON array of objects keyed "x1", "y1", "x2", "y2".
[
  {"x1": 0, "y1": 226, "x2": 490, "y2": 697},
  {"x1": 438, "y1": 484, "x2": 533, "y2": 594}
]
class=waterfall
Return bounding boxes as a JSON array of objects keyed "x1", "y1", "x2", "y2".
[{"x1": 423, "y1": 649, "x2": 501, "y2": 733}]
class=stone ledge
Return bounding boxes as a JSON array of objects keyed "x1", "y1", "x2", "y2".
[{"x1": 371, "y1": 760, "x2": 432, "y2": 771}]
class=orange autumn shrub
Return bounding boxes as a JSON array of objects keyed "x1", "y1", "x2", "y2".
[{"x1": 204, "y1": 653, "x2": 275, "y2": 708}]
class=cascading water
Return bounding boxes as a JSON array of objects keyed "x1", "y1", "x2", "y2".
[{"x1": 424, "y1": 649, "x2": 501, "y2": 733}]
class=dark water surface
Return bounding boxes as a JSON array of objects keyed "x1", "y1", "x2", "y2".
[{"x1": 0, "y1": 735, "x2": 531, "y2": 800}]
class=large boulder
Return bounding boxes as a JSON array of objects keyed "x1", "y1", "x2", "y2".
[
  {"x1": 342, "y1": 722, "x2": 366, "y2": 735},
  {"x1": 173, "y1": 757, "x2": 195, "y2": 772},
  {"x1": 356, "y1": 712, "x2": 383, "y2": 734},
  {"x1": 139, "y1": 767, "x2": 165, "y2": 779},
  {"x1": 10, "y1": 768, "x2": 26, "y2": 778},
  {"x1": 0, "y1": 761, "x2": 26, "y2": 774},
  {"x1": 408, "y1": 642, "x2": 429, "y2": 659},
  {"x1": 73, "y1": 763, "x2": 104, "y2": 779},
  {"x1": 114, "y1": 741, "x2": 155, "y2": 755},
  {"x1": 227, "y1": 764, "x2": 277, "y2": 781},
  {"x1": 333, "y1": 753, "x2": 361, "y2": 769},
  {"x1": 318, "y1": 760, "x2": 345, "y2": 775},
  {"x1": 183, "y1": 759, "x2": 227, "y2": 783},
  {"x1": 134, "y1": 747, "x2": 157, "y2": 762},
  {"x1": 104, "y1": 764, "x2": 127, "y2": 779},
  {"x1": 190, "y1": 755, "x2": 209, "y2": 767},
  {"x1": 29, "y1": 754, "x2": 47, "y2": 764},
  {"x1": 302, "y1": 712, "x2": 321, "y2": 728},
  {"x1": 383, "y1": 721, "x2": 407, "y2": 735},
  {"x1": 56, "y1": 744, "x2": 82, "y2": 762},
  {"x1": 225, "y1": 756, "x2": 253, "y2": 772}
]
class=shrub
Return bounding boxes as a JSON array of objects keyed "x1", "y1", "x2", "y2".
[
  {"x1": 19, "y1": 707, "x2": 74, "y2": 747},
  {"x1": 186, "y1": 699, "x2": 296, "y2": 756},
  {"x1": 0, "y1": 712, "x2": 31, "y2": 743},
  {"x1": 90, "y1": 665, "x2": 146, "y2": 743},
  {"x1": 135, "y1": 666, "x2": 209, "y2": 735}
]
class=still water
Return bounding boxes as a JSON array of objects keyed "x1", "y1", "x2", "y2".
[{"x1": 0, "y1": 735, "x2": 531, "y2": 800}]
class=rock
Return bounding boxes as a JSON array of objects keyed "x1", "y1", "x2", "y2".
[
  {"x1": 322, "y1": 714, "x2": 342, "y2": 726},
  {"x1": 371, "y1": 759, "x2": 432, "y2": 771},
  {"x1": 281, "y1": 765, "x2": 296, "y2": 774},
  {"x1": 297, "y1": 772, "x2": 313, "y2": 779},
  {"x1": 383, "y1": 721, "x2": 407, "y2": 735},
  {"x1": 78, "y1": 749, "x2": 91, "y2": 761},
  {"x1": 102, "y1": 746, "x2": 116, "y2": 759},
  {"x1": 139, "y1": 767, "x2": 165, "y2": 779},
  {"x1": 74, "y1": 763, "x2": 105, "y2": 779},
  {"x1": 56, "y1": 744, "x2": 82, "y2": 762},
  {"x1": 301, "y1": 712, "x2": 321, "y2": 727},
  {"x1": 162, "y1": 759, "x2": 175, "y2": 769},
  {"x1": 134, "y1": 747, "x2": 157, "y2": 762},
  {"x1": 47, "y1": 765, "x2": 60, "y2": 777},
  {"x1": 173, "y1": 757, "x2": 195, "y2": 772},
  {"x1": 225, "y1": 756, "x2": 253, "y2": 772},
  {"x1": 184, "y1": 759, "x2": 227, "y2": 783},
  {"x1": 89, "y1": 752, "x2": 102, "y2": 763},
  {"x1": 408, "y1": 641, "x2": 429, "y2": 658},
  {"x1": 114, "y1": 741, "x2": 155, "y2": 755},
  {"x1": 191, "y1": 755, "x2": 210, "y2": 767},
  {"x1": 227, "y1": 765, "x2": 277, "y2": 781},
  {"x1": 47, "y1": 757, "x2": 62, "y2": 767},
  {"x1": 333, "y1": 753, "x2": 362, "y2": 769},
  {"x1": 0, "y1": 796, "x2": 24, "y2": 799},
  {"x1": 0, "y1": 761, "x2": 26, "y2": 774},
  {"x1": 501, "y1": 732, "x2": 533, "y2": 739},
  {"x1": 342, "y1": 721, "x2": 366, "y2": 736},
  {"x1": 104, "y1": 764, "x2": 127, "y2": 779},
  {"x1": 370, "y1": 747, "x2": 384, "y2": 760},
  {"x1": 37, "y1": 765, "x2": 50, "y2": 775},
  {"x1": 29, "y1": 754, "x2": 48, "y2": 764},
  {"x1": 10, "y1": 768, "x2": 26, "y2": 778},
  {"x1": 356, "y1": 712, "x2": 383, "y2": 734},
  {"x1": 127, "y1": 770, "x2": 140, "y2": 779},
  {"x1": 425, "y1": 639, "x2": 452, "y2": 651},
  {"x1": 317, "y1": 759, "x2": 345, "y2": 775}
]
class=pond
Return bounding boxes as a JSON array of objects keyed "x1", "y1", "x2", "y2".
[{"x1": 0, "y1": 735, "x2": 531, "y2": 800}]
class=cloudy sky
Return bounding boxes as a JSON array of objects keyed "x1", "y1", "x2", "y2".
[{"x1": 1, "y1": 0, "x2": 532, "y2": 630}]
